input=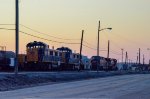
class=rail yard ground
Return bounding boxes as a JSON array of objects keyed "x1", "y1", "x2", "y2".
[
  {"x1": 1, "y1": 73, "x2": 150, "y2": 99},
  {"x1": 0, "y1": 71, "x2": 150, "y2": 92}
]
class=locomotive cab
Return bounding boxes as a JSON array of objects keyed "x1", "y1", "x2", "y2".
[
  {"x1": 57, "y1": 47, "x2": 72, "y2": 64},
  {"x1": 91, "y1": 56, "x2": 108, "y2": 70},
  {"x1": 26, "y1": 41, "x2": 48, "y2": 62}
]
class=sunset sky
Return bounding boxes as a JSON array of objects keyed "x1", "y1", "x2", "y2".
[{"x1": 0, "y1": 0, "x2": 150, "y2": 63}]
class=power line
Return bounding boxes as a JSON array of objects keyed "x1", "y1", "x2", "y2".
[
  {"x1": 98, "y1": 32, "x2": 121, "y2": 56},
  {"x1": 0, "y1": 24, "x2": 14, "y2": 26},
  {"x1": 98, "y1": 33, "x2": 122, "y2": 56},
  {"x1": 0, "y1": 27, "x2": 123, "y2": 50},
  {"x1": 20, "y1": 31, "x2": 80, "y2": 45},
  {"x1": 104, "y1": 32, "x2": 122, "y2": 51},
  {"x1": 83, "y1": 44, "x2": 107, "y2": 52},
  {"x1": 83, "y1": 44, "x2": 96, "y2": 50},
  {"x1": 110, "y1": 50, "x2": 122, "y2": 56},
  {"x1": 83, "y1": 40, "x2": 106, "y2": 50},
  {"x1": 110, "y1": 40, "x2": 122, "y2": 51},
  {"x1": 0, "y1": 27, "x2": 80, "y2": 44},
  {"x1": 0, "y1": 27, "x2": 104, "y2": 53},
  {"x1": 0, "y1": 27, "x2": 122, "y2": 58},
  {"x1": 0, "y1": 24, "x2": 80, "y2": 40},
  {"x1": 20, "y1": 24, "x2": 80, "y2": 41},
  {"x1": 0, "y1": 27, "x2": 123, "y2": 56},
  {"x1": 83, "y1": 40, "x2": 96, "y2": 48},
  {"x1": 111, "y1": 49, "x2": 121, "y2": 54},
  {"x1": 112, "y1": 33, "x2": 148, "y2": 47},
  {"x1": 0, "y1": 28, "x2": 15, "y2": 31},
  {"x1": 104, "y1": 31, "x2": 149, "y2": 53}
]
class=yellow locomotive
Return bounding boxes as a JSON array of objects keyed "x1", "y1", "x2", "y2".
[{"x1": 18, "y1": 41, "x2": 84, "y2": 71}]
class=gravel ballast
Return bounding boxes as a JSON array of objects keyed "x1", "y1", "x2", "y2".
[{"x1": 0, "y1": 71, "x2": 150, "y2": 91}]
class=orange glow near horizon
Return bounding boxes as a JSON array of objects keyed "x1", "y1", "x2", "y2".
[{"x1": 0, "y1": 0, "x2": 150, "y2": 63}]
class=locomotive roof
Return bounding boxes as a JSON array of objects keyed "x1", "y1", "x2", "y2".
[
  {"x1": 56, "y1": 47, "x2": 72, "y2": 53},
  {"x1": 26, "y1": 41, "x2": 48, "y2": 47},
  {"x1": 91, "y1": 56, "x2": 104, "y2": 58},
  {"x1": 0, "y1": 51, "x2": 15, "y2": 58}
]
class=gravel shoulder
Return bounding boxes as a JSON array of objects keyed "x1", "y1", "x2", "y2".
[{"x1": 0, "y1": 71, "x2": 150, "y2": 92}]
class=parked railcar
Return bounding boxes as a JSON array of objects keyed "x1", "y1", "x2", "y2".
[
  {"x1": 111, "y1": 59, "x2": 118, "y2": 70},
  {"x1": 0, "y1": 51, "x2": 15, "y2": 70},
  {"x1": 90, "y1": 56, "x2": 118, "y2": 71},
  {"x1": 90, "y1": 56, "x2": 107, "y2": 70},
  {"x1": 105, "y1": 58, "x2": 118, "y2": 70}
]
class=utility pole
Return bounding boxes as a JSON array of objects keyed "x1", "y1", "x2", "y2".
[
  {"x1": 107, "y1": 40, "x2": 110, "y2": 58},
  {"x1": 125, "y1": 51, "x2": 128, "y2": 64},
  {"x1": 147, "y1": 48, "x2": 150, "y2": 65},
  {"x1": 143, "y1": 54, "x2": 145, "y2": 65},
  {"x1": 79, "y1": 30, "x2": 84, "y2": 71},
  {"x1": 15, "y1": 0, "x2": 19, "y2": 75},
  {"x1": 121, "y1": 49, "x2": 124, "y2": 64},
  {"x1": 97, "y1": 21, "x2": 100, "y2": 56},
  {"x1": 139, "y1": 48, "x2": 141, "y2": 65},
  {"x1": 136, "y1": 53, "x2": 139, "y2": 64}
]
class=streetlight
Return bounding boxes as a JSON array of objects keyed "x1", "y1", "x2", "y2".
[
  {"x1": 97, "y1": 21, "x2": 112, "y2": 56},
  {"x1": 97, "y1": 21, "x2": 112, "y2": 72},
  {"x1": 99, "y1": 28, "x2": 112, "y2": 31}
]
